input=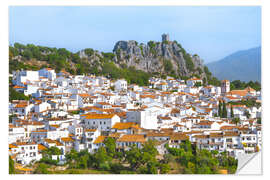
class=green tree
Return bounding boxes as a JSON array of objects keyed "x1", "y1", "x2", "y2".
[
  {"x1": 9, "y1": 87, "x2": 30, "y2": 101},
  {"x1": 93, "y1": 146, "x2": 111, "y2": 169},
  {"x1": 104, "y1": 137, "x2": 116, "y2": 158},
  {"x1": 34, "y1": 163, "x2": 49, "y2": 174},
  {"x1": 230, "y1": 106, "x2": 234, "y2": 118},
  {"x1": 65, "y1": 149, "x2": 79, "y2": 168},
  {"x1": 232, "y1": 117, "x2": 240, "y2": 125},
  {"x1": 159, "y1": 163, "x2": 171, "y2": 174},
  {"x1": 244, "y1": 110, "x2": 251, "y2": 119},
  {"x1": 257, "y1": 117, "x2": 261, "y2": 124},
  {"x1": 9, "y1": 156, "x2": 15, "y2": 174},
  {"x1": 218, "y1": 101, "x2": 222, "y2": 117},
  {"x1": 194, "y1": 82, "x2": 202, "y2": 87},
  {"x1": 125, "y1": 145, "x2": 142, "y2": 169},
  {"x1": 222, "y1": 102, "x2": 227, "y2": 118}
]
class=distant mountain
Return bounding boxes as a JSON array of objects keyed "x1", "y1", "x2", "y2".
[{"x1": 206, "y1": 47, "x2": 261, "y2": 82}]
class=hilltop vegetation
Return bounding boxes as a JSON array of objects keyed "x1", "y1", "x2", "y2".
[{"x1": 9, "y1": 39, "x2": 219, "y2": 86}]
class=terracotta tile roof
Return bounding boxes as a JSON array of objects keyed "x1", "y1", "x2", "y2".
[
  {"x1": 228, "y1": 90, "x2": 248, "y2": 97},
  {"x1": 220, "y1": 126, "x2": 237, "y2": 130},
  {"x1": 245, "y1": 87, "x2": 256, "y2": 92},
  {"x1": 9, "y1": 144, "x2": 18, "y2": 149},
  {"x1": 112, "y1": 122, "x2": 139, "y2": 130},
  {"x1": 209, "y1": 133, "x2": 223, "y2": 138},
  {"x1": 117, "y1": 134, "x2": 146, "y2": 143},
  {"x1": 78, "y1": 93, "x2": 91, "y2": 97},
  {"x1": 15, "y1": 103, "x2": 28, "y2": 108},
  {"x1": 193, "y1": 134, "x2": 208, "y2": 139},
  {"x1": 83, "y1": 113, "x2": 116, "y2": 120},
  {"x1": 15, "y1": 142, "x2": 37, "y2": 146},
  {"x1": 38, "y1": 144, "x2": 47, "y2": 151},
  {"x1": 147, "y1": 132, "x2": 171, "y2": 137},
  {"x1": 61, "y1": 137, "x2": 74, "y2": 142},
  {"x1": 170, "y1": 133, "x2": 189, "y2": 141},
  {"x1": 109, "y1": 133, "x2": 121, "y2": 138},
  {"x1": 31, "y1": 129, "x2": 47, "y2": 133},
  {"x1": 223, "y1": 131, "x2": 239, "y2": 137},
  {"x1": 93, "y1": 135, "x2": 106, "y2": 144},
  {"x1": 13, "y1": 85, "x2": 25, "y2": 89},
  {"x1": 85, "y1": 129, "x2": 97, "y2": 132}
]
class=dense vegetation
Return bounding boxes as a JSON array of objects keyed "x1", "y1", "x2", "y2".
[
  {"x1": 34, "y1": 138, "x2": 237, "y2": 174},
  {"x1": 218, "y1": 101, "x2": 228, "y2": 118},
  {"x1": 230, "y1": 80, "x2": 261, "y2": 91},
  {"x1": 9, "y1": 43, "x2": 153, "y2": 86},
  {"x1": 166, "y1": 141, "x2": 238, "y2": 174},
  {"x1": 9, "y1": 156, "x2": 15, "y2": 174},
  {"x1": 228, "y1": 99, "x2": 261, "y2": 108},
  {"x1": 9, "y1": 86, "x2": 30, "y2": 101},
  {"x1": 204, "y1": 66, "x2": 221, "y2": 86}
]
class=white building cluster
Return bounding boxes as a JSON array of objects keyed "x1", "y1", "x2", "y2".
[{"x1": 9, "y1": 69, "x2": 262, "y2": 166}]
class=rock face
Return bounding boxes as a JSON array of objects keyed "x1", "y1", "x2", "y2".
[{"x1": 112, "y1": 35, "x2": 207, "y2": 78}]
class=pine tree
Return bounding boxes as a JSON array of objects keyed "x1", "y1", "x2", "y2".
[
  {"x1": 230, "y1": 105, "x2": 234, "y2": 118},
  {"x1": 218, "y1": 101, "x2": 222, "y2": 117},
  {"x1": 222, "y1": 102, "x2": 227, "y2": 118}
]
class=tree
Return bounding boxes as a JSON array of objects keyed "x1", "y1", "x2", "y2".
[
  {"x1": 232, "y1": 117, "x2": 240, "y2": 125},
  {"x1": 230, "y1": 106, "x2": 234, "y2": 118},
  {"x1": 218, "y1": 101, "x2": 222, "y2": 117},
  {"x1": 194, "y1": 82, "x2": 202, "y2": 87},
  {"x1": 104, "y1": 137, "x2": 116, "y2": 158},
  {"x1": 65, "y1": 148, "x2": 79, "y2": 168},
  {"x1": 125, "y1": 145, "x2": 142, "y2": 169},
  {"x1": 9, "y1": 156, "x2": 15, "y2": 174},
  {"x1": 222, "y1": 102, "x2": 227, "y2": 118},
  {"x1": 159, "y1": 163, "x2": 171, "y2": 174},
  {"x1": 257, "y1": 117, "x2": 261, "y2": 124},
  {"x1": 244, "y1": 110, "x2": 251, "y2": 119},
  {"x1": 93, "y1": 146, "x2": 111, "y2": 169},
  {"x1": 34, "y1": 163, "x2": 49, "y2": 174},
  {"x1": 9, "y1": 87, "x2": 30, "y2": 101}
]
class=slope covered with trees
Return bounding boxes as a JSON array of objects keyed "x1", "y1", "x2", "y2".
[{"x1": 9, "y1": 40, "x2": 219, "y2": 86}]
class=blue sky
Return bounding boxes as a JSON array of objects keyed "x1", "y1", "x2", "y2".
[{"x1": 9, "y1": 6, "x2": 261, "y2": 63}]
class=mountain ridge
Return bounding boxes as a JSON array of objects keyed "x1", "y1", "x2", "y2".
[{"x1": 206, "y1": 47, "x2": 261, "y2": 82}]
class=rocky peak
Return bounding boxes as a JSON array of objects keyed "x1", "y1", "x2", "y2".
[{"x1": 112, "y1": 34, "x2": 207, "y2": 79}]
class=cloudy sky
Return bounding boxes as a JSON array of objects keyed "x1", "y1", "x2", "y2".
[{"x1": 9, "y1": 6, "x2": 261, "y2": 63}]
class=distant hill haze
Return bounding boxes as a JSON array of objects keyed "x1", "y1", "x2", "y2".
[{"x1": 206, "y1": 47, "x2": 261, "y2": 82}]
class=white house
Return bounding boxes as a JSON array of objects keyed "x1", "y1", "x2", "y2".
[
  {"x1": 114, "y1": 79, "x2": 127, "y2": 92},
  {"x1": 82, "y1": 114, "x2": 120, "y2": 131}
]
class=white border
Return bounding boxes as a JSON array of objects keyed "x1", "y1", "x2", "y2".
[{"x1": 1, "y1": 1, "x2": 269, "y2": 180}]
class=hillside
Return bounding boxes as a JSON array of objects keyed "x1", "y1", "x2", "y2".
[
  {"x1": 206, "y1": 47, "x2": 261, "y2": 82},
  {"x1": 9, "y1": 34, "x2": 219, "y2": 86}
]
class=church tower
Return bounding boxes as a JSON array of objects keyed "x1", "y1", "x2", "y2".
[
  {"x1": 162, "y1": 33, "x2": 170, "y2": 42},
  {"x1": 221, "y1": 80, "x2": 230, "y2": 94}
]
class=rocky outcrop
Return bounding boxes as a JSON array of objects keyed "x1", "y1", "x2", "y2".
[{"x1": 112, "y1": 36, "x2": 206, "y2": 78}]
